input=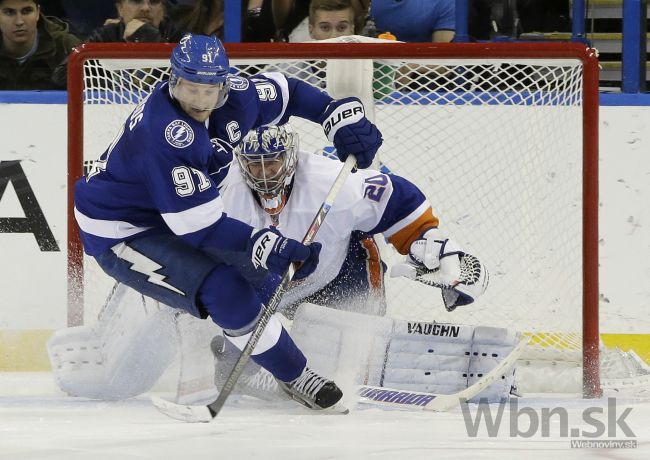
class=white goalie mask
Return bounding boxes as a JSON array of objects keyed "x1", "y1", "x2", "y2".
[{"x1": 234, "y1": 125, "x2": 299, "y2": 215}]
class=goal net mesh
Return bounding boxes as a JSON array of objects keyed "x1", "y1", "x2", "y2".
[{"x1": 72, "y1": 42, "x2": 625, "y2": 395}]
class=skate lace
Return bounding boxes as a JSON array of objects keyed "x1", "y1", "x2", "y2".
[
  {"x1": 244, "y1": 369, "x2": 279, "y2": 392},
  {"x1": 291, "y1": 367, "x2": 328, "y2": 399}
]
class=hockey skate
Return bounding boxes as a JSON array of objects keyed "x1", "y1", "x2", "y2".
[
  {"x1": 211, "y1": 334, "x2": 286, "y2": 402},
  {"x1": 277, "y1": 367, "x2": 347, "y2": 413}
]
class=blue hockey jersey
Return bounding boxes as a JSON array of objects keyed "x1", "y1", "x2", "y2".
[{"x1": 74, "y1": 73, "x2": 333, "y2": 256}]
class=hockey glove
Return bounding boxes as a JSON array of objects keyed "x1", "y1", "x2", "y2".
[
  {"x1": 248, "y1": 228, "x2": 322, "y2": 280},
  {"x1": 319, "y1": 97, "x2": 383, "y2": 169},
  {"x1": 390, "y1": 228, "x2": 489, "y2": 311}
]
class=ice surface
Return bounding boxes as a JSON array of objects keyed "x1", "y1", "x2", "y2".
[{"x1": 1, "y1": 373, "x2": 648, "y2": 460}]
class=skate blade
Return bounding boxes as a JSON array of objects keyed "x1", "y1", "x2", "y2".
[
  {"x1": 288, "y1": 395, "x2": 349, "y2": 414},
  {"x1": 325, "y1": 402, "x2": 350, "y2": 415}
]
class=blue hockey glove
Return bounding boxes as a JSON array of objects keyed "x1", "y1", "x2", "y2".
[
  {"x1": 319, "y1": 97, "x2": 383, "y2": 169},
  {"x1": 248, "y1": 228, "x2": 322, "y2": 280}
]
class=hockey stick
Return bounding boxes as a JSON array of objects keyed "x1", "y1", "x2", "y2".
[
  {"x1": 152, "y1": 155, "x2": 357, "y2": 423},
  {"x1": 153, "y1": 334, "x2": 527, "y2": 421},
  {"x1": 357, "y1": 335, "x2": 529, "y2": 411}
]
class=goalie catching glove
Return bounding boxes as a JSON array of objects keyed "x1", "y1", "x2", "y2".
[
  {"x1": 319, "y1": 97, "x2": 382, "y2": 169},
  {"x1": 390, "y1": 228, "x2": 489, "y2": 311}
]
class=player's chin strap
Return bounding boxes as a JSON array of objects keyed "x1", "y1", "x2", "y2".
[{"x1": 390, "y1": 253, "x2": 489, "y2": 311}]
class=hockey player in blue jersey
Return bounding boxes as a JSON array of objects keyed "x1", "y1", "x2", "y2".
[{"x1": 73, "y1": 33, "x2": 382, "y2": 411}]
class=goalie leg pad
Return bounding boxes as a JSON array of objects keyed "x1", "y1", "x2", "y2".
[
  {"x1": 289, "y1": 303, "x2": 518, "y2": 402},
  {"x1": 172, "y1": 312, "x2": 222, "y2": 405},
  {"x1": 467, "y1": 326, "x2": 520, "y2": 402},
  {"x1": 47, "y1": 285, "x2": 178, "y2": 400}
]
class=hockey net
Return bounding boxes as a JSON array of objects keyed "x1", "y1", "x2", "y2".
[{"x1": 67, "y1": 39, "x2": 629, "y2": 398}]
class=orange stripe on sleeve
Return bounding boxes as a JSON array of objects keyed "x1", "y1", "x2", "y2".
[{"x1": 387, "y1": 207, "x2": 439, "y2": 255}]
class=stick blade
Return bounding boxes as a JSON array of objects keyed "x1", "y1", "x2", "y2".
[
  {"x1": 422, "y1": 394, "x2": 461, "y2": 412},
  {"x1": 151, "y1": 395, "x2": 214, "y2": 423}
]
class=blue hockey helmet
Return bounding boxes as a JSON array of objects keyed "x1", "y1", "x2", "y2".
[
  {"x1": 234, "y1": 125, "x2": 299, "y2": 215},
  {"x1": 169, "y1": 34, "x2": 231, "y2": 113}
]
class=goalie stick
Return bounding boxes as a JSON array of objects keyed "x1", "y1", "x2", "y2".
[
  {"x1": 151, "y1": 154, "x2": 357, "y2": 422},
  {"x1": 151, "y1": 335, "x2": 529, "y2": 421},
  {"x1": 357, "y1": 335, "x2": 529, "y2": 411}
]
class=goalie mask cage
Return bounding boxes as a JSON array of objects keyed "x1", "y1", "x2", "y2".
[{"x1": 67, "y1": 41, "x2": 600, "y2": 398}]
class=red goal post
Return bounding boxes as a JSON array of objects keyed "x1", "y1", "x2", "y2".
[{"x1": 67, "y1": 41, "x2": 600, "y2": 397}]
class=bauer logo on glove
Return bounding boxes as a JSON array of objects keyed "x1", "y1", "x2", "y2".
[
  {"x1": 318, "y1": 97, "x2": 382, "y2": 169},
  {"x1": 322, "y1": 104, "x2": 365, "y2": 138},
  {"x1": 248, "y1": 228, "x2": 322, "y2": 279},
  {"x1": 390, "y1": 228, "x2": 489, "y2": 311},
  {"x1": 251, "y1": 231, "x2": 278, "y2": 269}
]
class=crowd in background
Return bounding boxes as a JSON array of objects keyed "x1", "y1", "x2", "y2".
[{"x1": 0, "y1": 0, "x2": 567, "y2": 90}]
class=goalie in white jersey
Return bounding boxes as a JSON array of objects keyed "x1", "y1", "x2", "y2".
[
  {"x1": 222, "y1": 123, "x2": 487, "y2": 316},
  {"x1": 209, "y1": 124, "x2": 489, "y2": 400}
]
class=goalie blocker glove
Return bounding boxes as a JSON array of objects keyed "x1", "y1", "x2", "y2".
[
  {"x1": 390, "y1": 228, "x2": 489, "y2": 311},
  {"x1": 319, "y1": 97, "x2": 383, "y2": 168},
  {"x1": 248, "y1": 228, "x2": 322, "y2": 279}
]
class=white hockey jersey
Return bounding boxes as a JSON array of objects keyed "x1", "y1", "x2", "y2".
[{"x1": 220, "y1": 152, "x2": 438, "y2": 308}]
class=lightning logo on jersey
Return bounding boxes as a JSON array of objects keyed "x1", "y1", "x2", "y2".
[
  {"x1": 165, "y1": 120, "x2": 195, "y2": 148},
  {"x1": 112, "y1": 243, "x2": 185, "y2": 296}
]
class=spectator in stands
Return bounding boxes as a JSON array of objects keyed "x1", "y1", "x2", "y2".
[
  {"x1": 52, "y1": 0, "x2": 183, "y2": 86},
  {"x1": 363, "y1": 1, "x2": 456, "y2": 93},
  {"x1": 272, "y1": 0, "x2": 309, "y2": 41},
  {"x1": 263, "y1": 0, "x2": 361, "y2": 85},
  {"x1": 171, "y1": 0, "x2": 223, "y2": 39},
  {"x1": 243, "y1": 0, "x2": 276, "y2": 42},
  {"x1": 171, "y1": 0, "x2": 276, "y2": 42},
  {"x1": 369, "y1": 0, "x2": 454, "y2": 43},
  {"x1": 308, "y1": 0, "x2": 356, "y2": 40},
  {"x1": 0, "y1": 0, "x2": 80, "y2": 89},
  {"x1": 40, "y1": 0, "x2": 117, "y2": 39},
  {"x1": 273, "y1": 0, "x2": 368, "y2": 42},
  {"x1": 86, "y1": 0, "x2": 181, "y2": 43}
]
